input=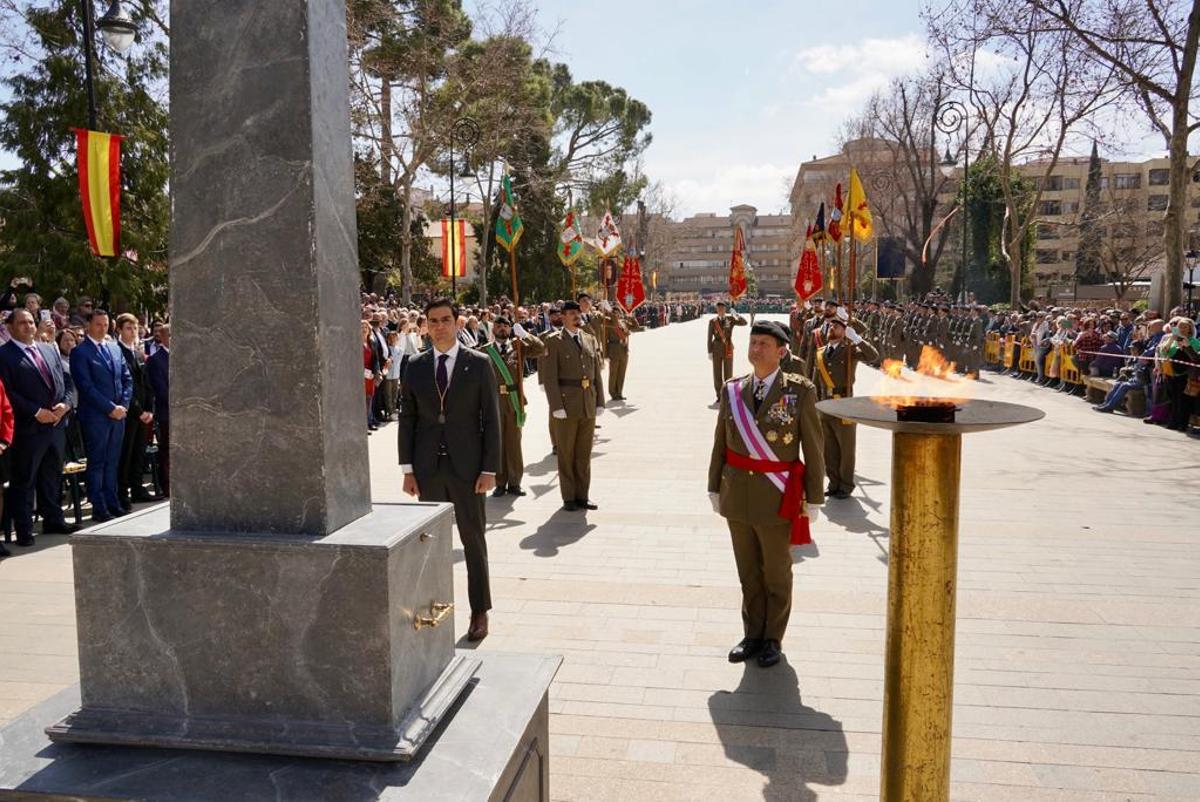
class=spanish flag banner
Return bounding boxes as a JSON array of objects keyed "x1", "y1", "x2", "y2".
[
  {"x1": 846, "y1": 167, "x2": 873, "y2": 242},
  {"x1": 74, "y1": 129, "x2": 122, "y2": 257},
  {"x1": 441, "y1": 218, "x2": 467, "y2": 278}
]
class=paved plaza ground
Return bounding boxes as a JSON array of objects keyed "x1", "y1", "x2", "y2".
[{"x1": 1, "y1": 315, "x2": 1198, "y2": 800}]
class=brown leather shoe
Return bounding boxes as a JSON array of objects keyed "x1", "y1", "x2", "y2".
[{"x1": 467, "y1": 610, "x2": 489, "y2": 642}]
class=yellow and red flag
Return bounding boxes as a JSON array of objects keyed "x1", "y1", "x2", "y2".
[
  {"x1": 728, "y1": 225, "x2": 747, "y2": 300},
  {"x1": 74, "y1": 129, "x2": 122, "y2": 257},
  {"x1": 440, "y1": 218, "x2": 467, "y2": 277},
  {"x1": 846, "y1": 167, "x2": 873, "y2": 242}
]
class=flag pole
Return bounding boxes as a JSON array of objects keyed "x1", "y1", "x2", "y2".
[
  {"x1": 509, "y1": 246, "x2": 519, "y2": 306},
  {"x1": 847, "y1": 220, "x2": 857, "y2": 390}
]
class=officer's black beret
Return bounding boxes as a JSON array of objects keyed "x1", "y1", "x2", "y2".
[
  {"x1": 562, "y1": 301, "x2": 581, "y2": 312},
  {"x1": 750, "y1": 321, "x2": 790, "y2": 345}
]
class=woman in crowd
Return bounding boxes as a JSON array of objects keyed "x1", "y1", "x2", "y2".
[
  {"x1": 362, "y1": 320, "x2": 380, "y2": 432},
  {"x1": 1158, "y1": 317, "x2": 1200, "y2": 432}
]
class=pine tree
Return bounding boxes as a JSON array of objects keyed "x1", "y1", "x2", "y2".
[
  {"x1": 0, "y1": 3, "x2": 169, "y2": 312},
  {"x1": 1075, "y1": 141, "x2": 1103, "y2": 286}
]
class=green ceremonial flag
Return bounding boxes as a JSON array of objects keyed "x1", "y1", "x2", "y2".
[{"x1": 495, "y1": 173, "x2": 524, "y2": 252}]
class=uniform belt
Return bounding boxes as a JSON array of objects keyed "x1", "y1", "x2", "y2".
[
  {"x1": 558, "y1": 378, "x2": 591, "y2": 389},
  {"x1": 723, "y1": 448, "x2": 811, "y2": 546}
]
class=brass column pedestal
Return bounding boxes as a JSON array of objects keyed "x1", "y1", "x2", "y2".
[{"x1": 815, "y1": 397, "x2": 1043, "y2": 802}]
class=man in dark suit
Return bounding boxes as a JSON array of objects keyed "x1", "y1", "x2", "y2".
[
  {"x1": 0, "y1": 309, "x2": 80, "y2": 545},
  {"x1": 146, "y1": 323, "x2": 170, "y2": 497},
  {"x1": 398, "y1": 298, "x2": 501, "y2": 642},
  {"x1": 115, "y1": 313, "x2": 156, "y2": 509},
  {"x1": 70, "y1": 309, "x2": 132, "y2": 522}
]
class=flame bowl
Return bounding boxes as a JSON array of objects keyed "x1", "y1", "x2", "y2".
[{"x1": 816, "y1": 396, "x2": 1044, "y2": 435}]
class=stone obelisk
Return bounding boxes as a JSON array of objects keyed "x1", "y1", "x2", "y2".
[{"x1": 42, "y1": 0, "x2": 479, "y2": 761}]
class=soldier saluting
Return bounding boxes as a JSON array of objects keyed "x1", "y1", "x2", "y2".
[
  {"x1": 478, "y1": 316, "x2": 546, "y2": 497},
  {"x1": 708, "y1": 321, "x2": 825, "y2": 669},
  {"x1": 813, "y1": 307, "x2": 878, "y2": 499},
  {"x1": 707, "y1": 301, "x2": 747, "y2": 401}
]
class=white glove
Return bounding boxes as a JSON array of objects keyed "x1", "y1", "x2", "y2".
[
  {"x1": 803, "y1": 300, "x2": 812, "y2": 310},
  {"x1": 595, "y1": 406, "x2": 605, "y2": 416},
  {"x1": 846, "y1": 327, "x2": 863, "y2": 345},
  {"x1": 708, "y1": 492, "x2": 720, "y2": 513},
  {"x1": 552, "y1": 409, "x2": 567, "y2": 420},
  {"x1": 807, "y1": 505, "x2": 820, "y2": 524},
  {"x1": 513, "y1": 323, "x2": 528, "y2": 338}
]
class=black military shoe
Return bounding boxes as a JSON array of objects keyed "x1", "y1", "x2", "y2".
[
  {"x1": 491, "y1": 487, "x2": 508, "y2": 498},
  {"x1": 576, "y1": 499, "x2": 598, "y2": 510},
  {"x1": 728, "y1": 638, "x2": 763, "y2": 663},
  {"x1": 561, "y1": 501, "x2": 580, "y2": 512},
  {"x1": 757, "y1": 639, "x2": 782, "y2": 668},
  {"x1": 508, "y1": 487, "x2": 527, "y2": 497}
]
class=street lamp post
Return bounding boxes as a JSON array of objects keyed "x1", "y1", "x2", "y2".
[
  {"x1": 81, "y1": 1, "x2": 138, "y2": 129},
  {"x1": 448, "y1": 116, "x2": 479, "y2": 297},
  {"x1": 936, "y1": 101, "x2": 969, "y2": 302},
  {"x1": 1186, "y1": 249, "x2": 1198, "y2": 315}
]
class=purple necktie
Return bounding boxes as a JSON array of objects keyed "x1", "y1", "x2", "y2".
[
  {"x1": 436, "y1": 353, "x2": 449, "y2": 395},
  {"x1": 26, "y1": 346, "x2": 53, "y2": 389}
]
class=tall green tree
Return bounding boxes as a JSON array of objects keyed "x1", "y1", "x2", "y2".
[
  {"x1": 0, "y1": 2, "x2": 169, "y2": 312},
  {"x1": 1074, "y1": 140, "x2": 1103, "y2": 286}
]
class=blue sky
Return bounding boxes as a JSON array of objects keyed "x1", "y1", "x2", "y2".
[{"x1": 504, "y1": 0, "x2": 933, "y2": 216}]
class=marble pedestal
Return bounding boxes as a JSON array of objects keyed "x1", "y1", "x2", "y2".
[
  {"x1": 45, "y1": 504, "x2": 479, "y2": 761},
  {"x1": 0, "y1": 651, "x2": 559, "y2": 801}
]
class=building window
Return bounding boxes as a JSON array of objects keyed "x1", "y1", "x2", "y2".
[
  {"x1": 1147, "y1": 194, "x2": 1168, "y2": 211},
  {"x1": 1060, "y1": 251, "x2": 1074, "y2": 263},
  {"x1": 1149, "y1": 168, "x2": 1170, "y2": 186},
  {"x1": 1038, "y1": 200, "x2": 1063, "y2": 216},
  {"x1": 1062, "y1": 201, "x2": 1081, "y2": 215},
  {"x1": 1063, "y1": 177, "x2": 1080, "y2": 190},
  {"x1": 1036, "y1": 223, "x2": 1058, "y2": 240},
  {"x1": 1114, "y1": 173, "x2": 1141, "y2": 189},
  {"x1": 1040, "y1": 175, "x2": 1063, "y2": 191},
  {"x1": 1035, "y1": 249, "x2": 1059, "y2": 264}
]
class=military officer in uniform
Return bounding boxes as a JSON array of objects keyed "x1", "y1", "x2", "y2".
[
  {"x1": 813, "y1": 307, "x2": 878, "y2": 499},
  {"x1": 538, "y1": 304, "x2": 563, "y2": 452},
  {"x1": 541, "y1": 301, "x2": 606, "y2": 511},
  {"x1": 604, "y1": 303, "x2": 642, "y2": 401},
  {"x1": 479, "y1": 316, "x2": 546, "y2": 497},
  {"x1": 707, "y1": 301, "x2": 747, "y2": 400},
  {"x1": 708, "y1": 321, "x2": 824, "y2": 668}
]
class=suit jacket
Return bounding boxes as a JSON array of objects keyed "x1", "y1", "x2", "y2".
[
  {"x1": 397, "y1": 346, "x2": 501, "y2": 484},
  {"x1": 147, "y1": 347, "x2": 169, "y2": 424},
  {"x1": 0, "y1": 339, "x2": 76, "y2": 434},
  {"x1": 118, "y1": 341, "x2": 154, "y2": 417},
  {"x1": 70, "y1": 337, "x2": 132, "y2": 421},
  {"x1": 707, "y1": 314, "x2": 746, "y2": 357},
  {"x1": 540, "y1": 328, "x2": 605, "y2": 418},
  {"x1": 708, "y1": 371, "x2": 825, "y2": 523}
]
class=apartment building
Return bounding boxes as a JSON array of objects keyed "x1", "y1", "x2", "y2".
[{"x1": 659, "y1": 205, "x2": 794, "y2": 296}]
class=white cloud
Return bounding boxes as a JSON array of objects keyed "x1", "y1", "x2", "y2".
[
  {"x1": 655, "y1": 161, "x2": 795, "y2": 219},
  {"x1": 788, "y1": 34, "x2": 929, "y2": 113}
]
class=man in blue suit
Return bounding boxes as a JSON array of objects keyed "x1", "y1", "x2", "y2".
[
  {"x1": 70, "y1": 309, "x2": 132, "y2": 522},
  {"x1": 0, "y1": 309, "x2": 79, "y2": 544}
]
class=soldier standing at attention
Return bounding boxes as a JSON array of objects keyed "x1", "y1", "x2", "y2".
[
  {"x1": 813, "y1": 307, "x2": 879, "y2": 499},
  {"x1": 707, "y1": 301, "x2": 747, "y2": 401},
  {"x1": 479, "y1": 316, "x2": 546, "y2": 497},
  {"x1": 542, "y1": 300, "x2": 606, "y2": 512},
  {"x1": 708, "y1": 321, "x2": 824, "y2": 668}
]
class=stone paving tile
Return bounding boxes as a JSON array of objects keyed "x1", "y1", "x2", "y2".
[{"x1": 2, "y1": 316, "x2": 1198, "y2": 798}]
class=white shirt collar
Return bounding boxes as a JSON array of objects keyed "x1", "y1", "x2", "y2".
[
  {"x1": 433, "y1": 341, "x2": 460, "y2": 361},
  {"x1": 752, "y1": 368, "x2": 780, "y2": 396},
  {"x1": 88, "y1": 335, "x2": 107, "y2": 348}
]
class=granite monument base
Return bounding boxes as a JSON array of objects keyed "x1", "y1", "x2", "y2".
[
  {"x1": 0, "y1": 651, "x2": 559, "y2": 801},
  {"x1": 45, "y1": 504, "x2": 480, "y2": 761}
]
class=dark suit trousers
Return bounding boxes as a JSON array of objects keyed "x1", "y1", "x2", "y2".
[
  {"x1": 81, "y1": 416, "x2": 123, "y2": 515},
  {"x1": 118, "y1": 417, "x2": 148, "y2": 498},
  {"x1": 419, "y1": 456, "x2": 491, "y2": 613},
  {"x1": 727, "y1": 519, "x2": 793, "y2": 642},
  {"x1": 9, "y1": 427, "x2": 68, "y2": 536}
]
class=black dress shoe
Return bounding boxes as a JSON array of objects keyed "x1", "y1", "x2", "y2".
[
  {"x1": 91, "y1": 513, "x2": 113, "y2": 524},
  {"x1": 561, "y1": 501, "x2": 580, "y2": 512},
  {"x1": 14, "y1": 535, "x2": 34, "y2": 547},
  {"x1": 757, "y1": 639, "x2": 782, "y2": 667},
  {"x1": 728, "y1": 637, "x2": 763, "y2": 663},
  {"x1": 576, "y1": 499, "x2": 598, "y2": 510},
  {"x1": 42, "y1": 522, "x2": 82, "y2": 535},
  {"x1": 111, "y1": 508, "x2": 130, "y2": 518},
  {"x1": 130, "y1": 492, "x2": 157, "y2": 503},
  {"x1": 0, "y1": 542, "x2": 10, "y2": 557},
  {"x1": 508, "y1": 487, "x2": 527, "y2": 497},
  {"x1": 832, "y1": 490, "x2": 851, "y2": 500},
  {"x1": 490, "y1": 487, "x2": 507, "y2": 498}
]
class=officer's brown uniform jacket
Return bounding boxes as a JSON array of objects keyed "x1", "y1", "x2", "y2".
[
  {"x1": 706, "y1": 314, "x2": 746, "y2": 357},
  {"x1": 481, "y1": 334, "x2": 546, "y2": 408},
  {"x1": 708, "y1": 371, "x2": 825, "y2": 525},
  {"x1": 540, "y1": 328, "x2": 606, "y2": 418},
  {"x1": 605, "y1": 314, "x2": 642, "y2": 357}
]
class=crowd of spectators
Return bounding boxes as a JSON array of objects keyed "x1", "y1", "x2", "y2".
[
  {"x1": 0, "y1": 279, "x2": 168, "y2": 557},
  {"x1": 987, "y1": 303, "x2": 1200, "y2": 435}
]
